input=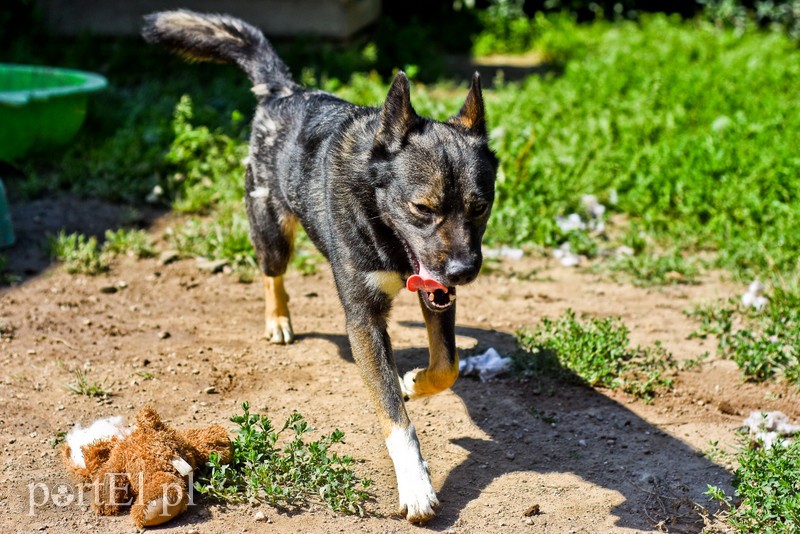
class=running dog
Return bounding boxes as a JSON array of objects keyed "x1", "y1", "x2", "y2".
[{"x1": 143, "y1": 11, "x2": 497, "y2": 523}]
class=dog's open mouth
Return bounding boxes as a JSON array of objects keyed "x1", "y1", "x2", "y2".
[{"x1": 402, "y1": 242, "x2": 456, "y2": 312}]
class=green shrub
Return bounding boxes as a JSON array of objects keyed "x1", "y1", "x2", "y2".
[{"x1": 195, "y1": 402, "x2": 372, "y2": 515}]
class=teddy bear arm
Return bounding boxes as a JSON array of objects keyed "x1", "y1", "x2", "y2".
[{"x1": 180, "y1": 425, "x2": 232, "y2": 464}]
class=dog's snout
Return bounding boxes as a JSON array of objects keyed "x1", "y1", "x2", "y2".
[{"x1": 445, "y1": 259, "x2": 479, "y2": 286}]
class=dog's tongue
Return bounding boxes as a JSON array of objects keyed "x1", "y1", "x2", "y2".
[{"x1": 406, "y1": 262, "x2": 448, "y2": 293}]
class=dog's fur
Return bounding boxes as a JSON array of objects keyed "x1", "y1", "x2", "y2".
[{"x1": 143, "y1": 10, "x2": 497, "y2": 523}]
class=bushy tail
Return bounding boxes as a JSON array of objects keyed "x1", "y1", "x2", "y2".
[{"x1": 142, "y1": 10, "x2": 296, "y2": 93}]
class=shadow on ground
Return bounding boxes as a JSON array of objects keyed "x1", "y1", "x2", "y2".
[
  {"x1": 2, "y1": 194, "x2": 165, "y2": 284},
  {"x1": 304, "y1": 322, "x2": 731, "y2": 533}
]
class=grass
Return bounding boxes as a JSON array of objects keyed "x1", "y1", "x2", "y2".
[
  {"x1": 688, "y1": 287, "x2": 800, "y2": 384},
  {"x1": 49, "y1": 228, "x2": 158, "y2": 275},
  {"x1": 195, "y1": 402, "x2": 372, "y2": 516},
  {"x1": 64, "y1": 369, "x2": 112, "y2": 397},
  {"x1": 707, "y1": 438, "x2": 800, "y2": 532},
  {"x1": 49, "y1": 231, "x2": 109, "y2": 275},
  {"x1": 515, "y1": 309, "x2": 678, "y2": 401}
]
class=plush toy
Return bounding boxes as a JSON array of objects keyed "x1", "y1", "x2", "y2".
[{"x1": 63, "y1": 407, "x2": 232, "y2": 527}]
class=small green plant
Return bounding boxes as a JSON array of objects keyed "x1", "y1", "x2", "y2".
[
  {"x1": 706, "y1": 438, "x2": 800, "y2": 532},
  {"x1": 195, "y1": 402, "x2": 372, "y2": 516},
  {"x1": 688, "y1": 288, "x2": 800, "y2": 384},
  {"x1": 65, "y1": 369, "x2": 112, "y2": 397},
  {"x1": 515, "y1": 309, "x2": 678, "y2": 401},
  {"x1": 102, "y1": 228, "x2": 156, "y2": 259},
  {"x1": 607, "y1": 248, "x2": 702, "y2": 286},
  {"x1": 49, "y1": 231, "x2": 110, "y2": 275},
  {"x1": 51, "y1": 430, "x2": 67, "y2": 449}
]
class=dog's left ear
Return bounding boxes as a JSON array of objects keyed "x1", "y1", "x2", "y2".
[
  {"x1": 448, "y1": 72, "x2": 486, "y2": 137},
  {"x1": 374, "y1": 71, "x2": 419, "y2": 152}
]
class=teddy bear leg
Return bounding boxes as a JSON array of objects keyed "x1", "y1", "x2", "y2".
[
  {"x1": 94, "y1": 469, "x2": 131, "y2": 516},
  {"x1": 130, "y1": 471, "x2": 189, "y2": 527}
]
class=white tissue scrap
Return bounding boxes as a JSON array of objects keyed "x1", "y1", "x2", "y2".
[
  {"x1": 554, "y1": 194, "x2": 607, "y2": 238},
  {"x1": 484, "y1": 245, "x2": 524, "y2": 260},
  {"x1": 553, "y1": 242, "x2": 581, "y2": 267},
  {"x1": 744, "y1": 411, "x2": 800, "y2": 448},
  {"x1": 556, "y1": 213, "x2": 585, "y2": 233},
  {"x1": 459, "y1": 348, "x2": 512, "y2": 382},
  {"x1": 741, "y1": 280, "x2": 768, "y2": 311},
  {"x1": 581, "y1": 194, "x2": 606, "y2": 220}
]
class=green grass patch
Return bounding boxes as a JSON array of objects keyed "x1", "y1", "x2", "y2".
[
  {"x1": 64, "y1": 369, "x2": 112, "y2": 397},
  {"x1": 102, "y1": 228, "x2": 156, "y2": 259},
  {"x1": 688, "y1": 287, "x2": 800, "y2": 384},
  {"x1": 515, "y1": 309, "x2": 678, "y2": 401},
  {"x1": 49, "y1": 231, "x2": 110, "y2": 275},
  {"x1": 49, "y1": 228, "x2": 159, "y2": 275},
  {"x1": 707, "y1": 438, "x2": 800, "y2": 532},
  {"x1": 195, "y1": 402, "x2": 372, "y2": 516}
]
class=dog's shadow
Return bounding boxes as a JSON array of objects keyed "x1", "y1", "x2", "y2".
[{"x1": 301, "y1": 322, "x2": 732, "y2": 533}]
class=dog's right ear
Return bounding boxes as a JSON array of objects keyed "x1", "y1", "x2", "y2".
[{"x1": 374, "y1": 71, "x2": 419, "y2": 153}]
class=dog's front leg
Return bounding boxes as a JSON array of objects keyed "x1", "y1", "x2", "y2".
[
  {"x1": 401, "y1": 300, "x2": 459, "y2": 400},
  {"x1": 343, "y1": 286, "x2": 439, "y2": 524}
]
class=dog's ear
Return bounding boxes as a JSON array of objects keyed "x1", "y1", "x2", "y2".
[
  {"x1": 374, "y1": 71, "x2": 418, "y2": 152},
  {"x1": 449, "y1": 72, "x2": 486, "y2": 137}
]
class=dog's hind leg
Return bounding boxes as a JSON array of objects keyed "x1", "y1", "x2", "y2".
[
  {"x1": 246, "y1": 165, "x2": 297, "y2": 344},
  {"x1": 400, "y1": 301, "x2": 459, "y2": 400}
]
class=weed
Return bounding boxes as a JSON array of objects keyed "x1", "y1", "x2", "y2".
[
  {"x1": 606, "y1": 248, "x2": 703, "y2": 287},
  {"x1": 50, "y1": 431, "x2": 67, "y2": 449},
  {"x1": 65, "y1": 369, "x2": 112, "y2": 397},
  {"x1": 102, "y1": 228, "x2": 156, "y2": 259},
  {"x1": 134, "y1": 370, "x2": 155, "y2": 381},
  {"x1": 49, "y1": 231, "x2": 109, "y2": 275},
  {"x1": 515, "y1": 309, "x2": 677, "y2": 401},
  {"x1": 688, "y1": 288, "x2": 800, "y2": 384},
  {"x1": 195, "y1": 402, "x2": 372, "y2": 516},
  {"x1": 706, "y1": 438, "x2": 800, "y2": 532}
]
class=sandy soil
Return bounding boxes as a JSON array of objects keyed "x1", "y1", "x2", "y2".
[{"x1": 1, "y1": 196, "x2": 798, "y2": 533}]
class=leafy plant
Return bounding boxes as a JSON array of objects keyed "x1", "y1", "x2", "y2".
[
  {"x1": 49, "y1": 231, "x2": 110, "y2": 275},
  {"x1": 515, "y1": 309, "x2": 677, "y2": 401},
  {"x1": 706, "y1": 438, "x2": 800, "y2": 532},
  {"x1": 688, "y1": 288, "x2": 800, "y2": 384},
  {"x1": 195, "y1": 402, "x2": 372, "y2": 516},
  {"x1": 65, "y1": 369, "x2": 112, "y2": 397},
  {"x1": 102, "y1": 228, "x2": 156, "y2": 259}
]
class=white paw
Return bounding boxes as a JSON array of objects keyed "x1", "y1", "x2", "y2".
[
  {"x1": 399, "y1": 369, "x2": 421, "y2": 400},
  {"x1": 266, "y1": 316, "x2": 294, "y2": 344},
  {"x1": 397, "y1": 466, "x2": 439, "y2": 524},
  {"x1": 386, "y1": 424, "x2": 439, "y2": 524}
]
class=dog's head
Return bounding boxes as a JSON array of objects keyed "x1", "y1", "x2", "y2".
[{"x1": 369, "y1": 72, "x2": 498, "y2": 312}]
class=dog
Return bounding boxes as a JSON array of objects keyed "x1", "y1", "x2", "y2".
[{"x1": 143, "y1": 11, "x2": 497, "y2": 523}]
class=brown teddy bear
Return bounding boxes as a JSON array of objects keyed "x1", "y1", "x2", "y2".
[{"x1": 63, "y1": 407, "x2": 232, "y2": 527}]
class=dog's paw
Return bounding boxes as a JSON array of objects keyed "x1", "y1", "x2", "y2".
[
  {"x1": 399, "y1": 369, "x2": 421, "y2": 401},
  {"x1": 265, "y1": 316, "x2": 294, "y2": 344},
  {"x1": 398, "y1": 472, "x2": 439, "y2": 525}
]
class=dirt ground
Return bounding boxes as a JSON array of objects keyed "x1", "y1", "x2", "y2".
[{"x1": 1, "y1": 196, "x2": 799, "y2": 533}]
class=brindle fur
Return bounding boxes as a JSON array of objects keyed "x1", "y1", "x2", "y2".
[{"x1": 143, "y1": 10, "x2": 497, "y2": 523}]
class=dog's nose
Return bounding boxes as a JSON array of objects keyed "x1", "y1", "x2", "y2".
[{"x1": 445, "y1": 259, "x2": 479, "y2": 286}]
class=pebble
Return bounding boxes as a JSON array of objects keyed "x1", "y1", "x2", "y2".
[
  {"x1": 159, "y1": 250, "x2": 180, "y2": 266},
  {"x1": 204, "y1": 386, "x2": 217, "y2": 394},
  {"x1": 254, "y1": 510, "x2": 268, "y2": 522},
  {"x1": 158, "y1": 331, "x2": 171, "y2": 340},
  {"x1": 197, "y1": 258, "x2": 228, "y2": 273}
]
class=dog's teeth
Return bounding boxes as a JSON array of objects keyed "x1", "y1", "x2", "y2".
[
  {"x1": 449, "y1": 293, "x2": 456, "y2": 301},
  {"x1": 428, "y1": 292, "x2": 435, "y2": 301}
]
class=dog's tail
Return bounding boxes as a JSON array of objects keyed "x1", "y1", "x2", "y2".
[{"x1": 142, "y1": 10, "x2": 296, "y2": 95}]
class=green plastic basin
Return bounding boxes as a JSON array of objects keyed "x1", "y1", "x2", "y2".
[{"x1": 0, "y1": 64, "x2": 107, "y2": 161}]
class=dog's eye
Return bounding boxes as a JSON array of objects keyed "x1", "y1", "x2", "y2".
[
  {"x1": 470, "y1": 202, "x2": 489, "y2": 218},
  {"x1": 410, "y1": 203, "x2": 435, "y2": 217}
]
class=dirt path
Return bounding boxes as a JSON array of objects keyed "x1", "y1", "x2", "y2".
[{"x1": 1, "y1": 198, "x2": 798, "y2": 533}]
